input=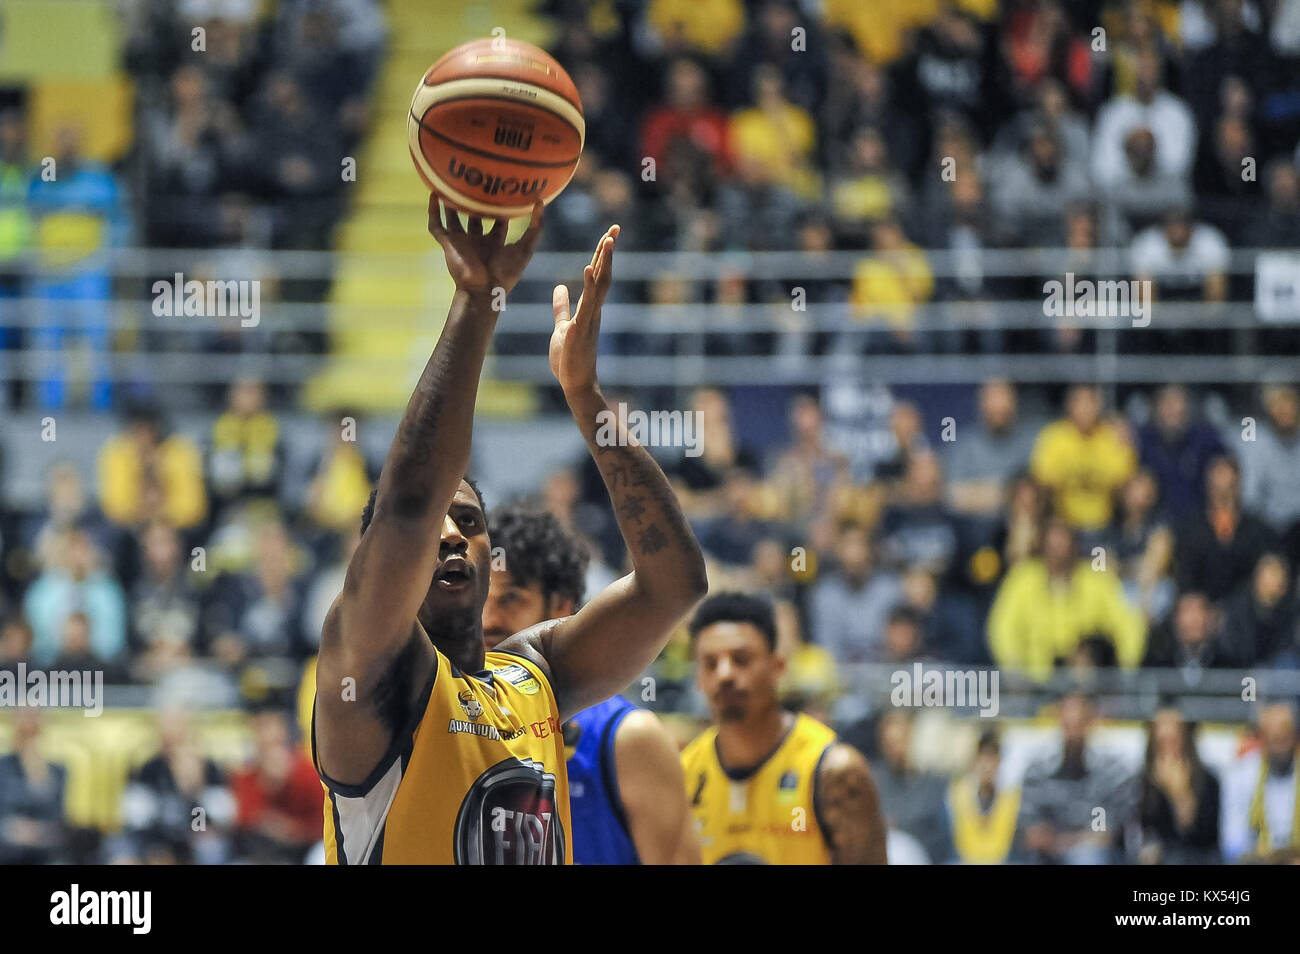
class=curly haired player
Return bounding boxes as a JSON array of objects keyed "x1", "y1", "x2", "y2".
[
  {"x1": 482, "y1": 504, "x2": 700, "y2": 864},
  {"x1": 312, "y1": 200, "x2": 707, "y2": 864}
]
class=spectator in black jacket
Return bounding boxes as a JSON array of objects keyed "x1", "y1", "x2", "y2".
[
  {"x1": 1175, "y1": 456, "x2": 1278, "y2": 602},
  {"x1": 113, "y1": 709, "x2": 234, "y2": 864},
  {"x1": 1137, "y1": 384, "x2": 1226, "y2": 523},
  {"x1": 0, "y1": 709, "x2": 67, "y2": 864},
  {"x1": 1220, "y1": 553, "x2": 1298, "y2": 667},
  {"x1": 1136, "y1": 706, "x2": 1221, "y2": 864},
  {"x1": 1144, "y1": 591, "x2": 1238, "y2": 671},
  {"x1": 867, "y1": 709, "x2": 954, "y2": 864}
]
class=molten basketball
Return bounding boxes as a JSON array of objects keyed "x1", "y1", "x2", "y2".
[{"x1": 408, "y1": 38, "x2": 585, "y2": 218}]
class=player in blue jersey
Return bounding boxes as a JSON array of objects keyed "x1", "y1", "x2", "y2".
[{"x1": 482, "y1": 504, "x2": 700, "y2": 864}]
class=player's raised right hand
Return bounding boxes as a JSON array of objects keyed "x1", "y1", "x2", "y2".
[{"x1": 427, "y1": 194, "x2": 544, "y2": 296}]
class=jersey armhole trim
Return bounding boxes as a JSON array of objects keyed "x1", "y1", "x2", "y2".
[
  {"x1": 600, "y1": 703, "x2": 637, "y2": 846},
  {"x1": 311, "y1": 653, "x2": 439, "y2": 799},
  {"x1": 812, "y1": 741, "x2": 835, "y2": 855}
]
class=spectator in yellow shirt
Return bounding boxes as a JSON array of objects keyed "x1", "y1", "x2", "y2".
[
  {"x1": 1031, "y1": 384, "x2": 1136, "y2": 532},
  {"x1": 647, "y1": 0, "x2": 745, "y2": 57},
  {"x1": 208, "y1": 376, "x2": 283, "y2": 517},
  {"x1": 304, "y1": 415, "x2": 374, "y2": 533},
  {"x1": 988, "y1": 517, "x2": 1147, "y2": 682},
  {"x1": 850, "y1": 220, "x2": 934, "y2": 347},
  {"x1": 830, "y1": 127, "x2": 913, "y2": 246},
  {"x1": 98, "y1": 403, "x2": 207, "y2": 531},
  {"x1": 823, "y1": 0, "x2": 936, "y2": 64},
  {"x1": 728, "y1": 65, "x2": 821, "y2": 200},
  {"x1": 949, "y1": 729, "x2": 1020, "y2": 864}
]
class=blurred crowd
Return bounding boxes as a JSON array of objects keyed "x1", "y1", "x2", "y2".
[
  {"x1": 4, "y1": 0, "x2": 1300, "y2": 864},
  {"x1": 532, "y1": 0, "x2": 1300, "y2": 360},
  {"x1": 6, "y1": 368, "x2": 1300, "y2": 694},
  {"x1": 0, "y1": 0, "x2": 385, "y2": 409},
  {"x1": 853, "y1": 693, "x2": 1299, "y2": 864},
  {"x1": 121, "y1": 0, "x2": 384, "y2": 249},
  {"x1": 3, "y1": 373, "x2": 1300, "y2": 862}
]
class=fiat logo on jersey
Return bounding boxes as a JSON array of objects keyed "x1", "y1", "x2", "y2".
[
  {"x1": 453, "y1": 758, "x2": 566, "y2": 865},
  {"x1": 458, "y1": 688, "x2": 483, "y2": 722}
]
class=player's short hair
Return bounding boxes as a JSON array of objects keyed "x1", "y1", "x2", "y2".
[
  {"x1": 359, "y1": 476, "x2": 485, "y2": 537},
  {"x1": 688, "y1": 591, "x2": 777, "y2": 652},
  {"x1": 487, "y1": 504, "x2": 588, "y2": 608}
]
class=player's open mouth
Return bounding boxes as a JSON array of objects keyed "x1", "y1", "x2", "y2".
[{"x1": 434, "y1": 559, "x2": 474, "y2": 589}]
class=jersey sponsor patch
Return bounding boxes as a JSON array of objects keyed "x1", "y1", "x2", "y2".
[
  {"x1": 449, "y1": 718, "x2": 499, "y2": 739},
  {"x1": 493, "y1": 663, "x2": 541, "y2": 695},
  {"x1": 453, "y1": 758, "x2": 566, "y2": 864},
  {"x1": 778, "y1": 770, "x2": 799, "y2": 801},
  {"x1": 447, "y1": 718, "x2": 526, "y2": 741},
  {"x1": 458, "y1": 688, "x2": 484, "y2": 720}
]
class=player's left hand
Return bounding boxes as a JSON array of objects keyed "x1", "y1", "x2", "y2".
[{"x1": 550, "y1": 224, "x2": 618, "y2": 394}]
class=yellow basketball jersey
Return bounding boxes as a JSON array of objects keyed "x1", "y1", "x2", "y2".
[
  {"x1": 681, "y1": 713, "x2": 837, "y2": 865},
  {"x1": 316, "y1": 648, "x2": 572, "y2": 864}
]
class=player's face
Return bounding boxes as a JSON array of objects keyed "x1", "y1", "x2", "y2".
[
  {"x1": 421, "y1": 482, "x2": 491, "y2": 616},
  {"x1": 695, "y1": 623, "x2": 783, "y2": 725},
  {"x1": 483, "y1": 573, "x2": 543, "y2": 649},
  {"x1": 482, "y1": 572, "x2": 575, "y2": 650}
]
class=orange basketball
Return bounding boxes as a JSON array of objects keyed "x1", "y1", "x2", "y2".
[{"x1": 407, "y1": 38, "x2": 585, "y2": 218}]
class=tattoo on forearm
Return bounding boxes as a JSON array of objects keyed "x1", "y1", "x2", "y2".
[
  {"x1": 395, "y1": 387, "x2": 443, "y2": 470},
  {"x1": 636, "y1": 524, "x2": 668, "y2": 556},
  {"x1": 619, "y1": 495, "x2": 648, "y2": 524},
  {"x1": 588, "y1": 416, "x2": 697, "y2": 560},
  {"x1": 392, "y1": 345, "x2": 454, "y2": 473},
  {"x1": 606, "y1": 461, "x2": 629, "y2": 490}
]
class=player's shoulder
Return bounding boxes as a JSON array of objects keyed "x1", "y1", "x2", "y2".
[
  {"x1": 611, "y1": 708, "x2": 683, "y2": 779},
  {"x1": 611, "y1": 705, "x2": 670, "y2": 749},
  {"x1": 792, "y1": 712, "x2": 838, "y2": 751},
  {"x1": 491, "y1": 617, "x2": 567, "y2": 681},
  {"x1": 815, "y1": 739, "x2": 868, "y2": 780}
]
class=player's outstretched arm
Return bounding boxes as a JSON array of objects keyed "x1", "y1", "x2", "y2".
[
  {"x1": 613, "y1": 709, "x2": 702, "y2": 864},
  {"x1": 514, "y1": 225, "x2": 708, "y2": 718},
  {"x1": 817, "y1": 743, "x2": 888, "y2": 864},
  {"x1": 316, "y1": 197, "x2": 544, "y2": 786}
]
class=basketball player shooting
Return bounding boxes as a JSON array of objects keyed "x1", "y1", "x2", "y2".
[{"x1": 312, "y1": 197, "x2": 709, "y2": 864}]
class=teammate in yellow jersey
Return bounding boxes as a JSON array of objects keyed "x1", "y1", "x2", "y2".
[
  {"x1": 682, "y1": 592, "x2": 887, "y2": 864},
  {"x1": 312, "y1": 198, "x2": 708, "y2": 864}
]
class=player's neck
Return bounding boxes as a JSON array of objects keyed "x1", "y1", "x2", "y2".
[
  {"x1": 716, "y1": 707, "x2": 794, "y2": 776},
  {"x1": 421, "y1": 610, "x2": 487, "y2": 673}
]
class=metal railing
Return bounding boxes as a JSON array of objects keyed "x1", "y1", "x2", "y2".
[
  {"x1": 0, "y1": 245, "x2": 1296, "y2": 395},
  {"x1": 62, "y1": 661, "x2": 1300, "y2": 726}
]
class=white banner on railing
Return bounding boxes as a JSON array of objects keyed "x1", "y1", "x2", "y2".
[{"x1": 1255, "y1": 252, "x2": 1300, "y2": 322}]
